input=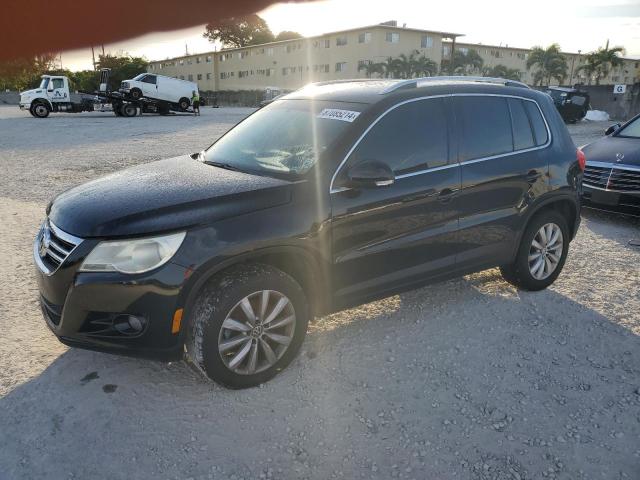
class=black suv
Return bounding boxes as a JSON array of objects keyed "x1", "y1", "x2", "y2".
[
  {"x1": 546, "y1": 87, "x2": 590, "y2": 123},
  {"x1": 35, "y1": 77, "x2": 583, "y2": 388}
]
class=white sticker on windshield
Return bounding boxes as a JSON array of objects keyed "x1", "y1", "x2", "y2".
[{"x1": 317, "y1": 108, "x2": 361, "y2": 122}]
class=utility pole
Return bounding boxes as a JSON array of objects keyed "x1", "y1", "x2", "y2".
[{"x1": 91, "y1": 46, "x2": 96, "y2": 70}]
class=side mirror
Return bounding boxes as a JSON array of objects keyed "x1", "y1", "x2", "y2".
[
  {"x1": 346, "y1": 161, "x2": 395, "y2": 189},
  {"x1": 605, "y1": 123, "x2": 621, "y2": 136}
]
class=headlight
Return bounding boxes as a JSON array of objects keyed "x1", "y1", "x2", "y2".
[{"x1": 79, "y1": 232, "x2": 186, "y2": 274}]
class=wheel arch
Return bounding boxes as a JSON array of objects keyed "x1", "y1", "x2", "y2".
[
  {"x1": 178, "y1": 246, "x2": 331, "y2": 338},
  {"x1": 516, "y1": 194, "x2": 580, "y2": 252},
  {"x1": 31, "y1": 98, "x2": 52, "y2": 109}
]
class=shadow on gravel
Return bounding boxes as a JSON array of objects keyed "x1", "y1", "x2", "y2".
[{"x1": 1, "y1": 271, "x2": 639, "y2": 480}]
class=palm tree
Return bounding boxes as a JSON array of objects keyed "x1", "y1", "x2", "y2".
[
  {"x1": 483, "y1": 64, "x2": 521, "y2": 81},
  {"x1": 358, "y1": 61, "x2": 385, "y2": 78},
  {"x1": 444, "y1": 49, "x2": 484, "y2": 75},
  {"x1": 578, "y1": 42, "x2": 625, "y2": 85},
  {"x1": 414, "y1": 54, "x2": 438, "y2": 77},
  {"x1": 526, "y1": 44, "x2": 568, "y2": 85}
]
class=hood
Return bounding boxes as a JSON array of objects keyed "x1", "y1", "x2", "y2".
[
  {"x1": 582, "y1": 135, "x2": 640, "y2": 166},
  {"x1": 20, "y1": 88, "x2": 42, "y2": 98},
  {"x1": 49, "y1": 155, "x2": 292, "y2": 238}
]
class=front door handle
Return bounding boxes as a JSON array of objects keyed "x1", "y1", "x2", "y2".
[{"x1": 437, "y1": 188, "x2": 456, "y2": 204}]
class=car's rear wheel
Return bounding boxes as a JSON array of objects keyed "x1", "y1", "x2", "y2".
[
  {"x1": 178, "y1": 97, "x2": 190, "y2": 111},
  {"x1": 120, "y1": 103, "x2": 137, "y2": 117},
  {"x1": 30, "y1": 102, "x2": 50, "y2": 118},
  {"x1": 186, "y1": 264, "x2": 309, "y2": 388},
  {"x1": 500, "y1": 210, "x2": 569, "y2": 291}
]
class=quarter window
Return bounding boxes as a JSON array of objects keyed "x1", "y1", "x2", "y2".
[
  {"x1": 523, "y1": 101, "x2": 548, "y2": 146},
  {"x1": 455, "y1": 96, "x2": 512, "y2": 161},
  {"x1": 508, "y1": 98, "x2": 535, "y2": 150},
  {"x1": 347, "y1": 98, "x2": 449, "y2": 175}
]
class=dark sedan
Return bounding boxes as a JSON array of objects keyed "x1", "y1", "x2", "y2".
[{"x1": 581, "y1": 113, "x2": 640, "y2": 215}]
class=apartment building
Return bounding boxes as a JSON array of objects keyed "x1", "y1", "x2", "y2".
[
  {"x1": 148, "y1": 22, "x2": 460, "y2": 91},
  {"x1": 147, "y1": 22, "x2": 640, "y2": 92},
  {"x1": 444, "y1": 41, "x2": 640, "y2": 86}
]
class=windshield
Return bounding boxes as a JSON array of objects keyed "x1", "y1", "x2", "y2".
[
  {"x1": 617, "y1": 115, "x2": 640, "y2": 139},
  {"x1": 132, "y1": 73, "x2": 146, "y2": 81},
  {"x1": 547, "y1": 90, "x2": 566, "y2": 103},
  {"x1": 203, "y1": 100, "x2": 362, "y2": 177},
  {"x1": 39, "y1": 77, "x2": 50, "y2": 89}
]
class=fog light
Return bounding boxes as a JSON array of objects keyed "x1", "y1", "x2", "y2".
[{"x1": 113, "y1": 314, "x2": 146, "y2": 335}]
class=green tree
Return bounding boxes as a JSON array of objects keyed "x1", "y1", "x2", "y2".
[
  {"x1": 442, "y1": 49, "x2": 484, "y2": 75},
  {"x1": 526, "y1": 44, "x2": 568, "y2": 85},
  {"x1": 95, "y1": 54, "x2": 148, "y2": 90},
  {"x1": 483, "y1": 64, "x2": 521, "y2": 81},
  {"x1": 358, "y1": 61, "x2": 386, "y2": 78},
  {"x1": 578, "y1": 42, "x2": 625, "y2": 85},
  {"x1": 203, "y1": 14, "x2": 275, "y2": 48},
  {"x1": 413, "y1": 54, "x2": 438, "y2": 77},
  {"x1": 0, "y1": 53, "x2": 57, "y2": 90},
  {"x1": 275, "y1": 31, "x2": 303, "y2": 42}
]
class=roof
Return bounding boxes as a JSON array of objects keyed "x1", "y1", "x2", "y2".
[{"x1": 283, "y1": 76, "x2": 539, "y2": 104}]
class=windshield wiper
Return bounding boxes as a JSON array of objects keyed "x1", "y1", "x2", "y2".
[{"x1": 205, "y1": 160, "x2": 245, "y2": 173}]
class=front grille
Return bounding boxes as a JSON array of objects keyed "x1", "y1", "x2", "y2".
[
  {"x1": 36, "y1": 221, "x2": 82, "y2": 273},
  {"x1": 583, "y1": 164, "x2": 640, "y2": 193}
]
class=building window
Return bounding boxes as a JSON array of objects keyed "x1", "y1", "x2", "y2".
[
  {"x1": 335, "y1": 62, "x2": 347, "y2": 72},
  {"x1": 443, "y1": 46, "x2": 450, "y2": 56},
  {"x1": 240, "y1": 50, "x2": 249, "y2": 59},
  {"x1": 357, "y1": 59, "x2": 372, "y2": 69},
  {"x1": 282, "y1": 67, "x2": 288, "y2": 76},
  {"x1": 267, "y1": 48, "x2": 274, "y2": 56},
  {"x1": 421, "y1": 35, "x2": 433, "y2": 48},
  {"x1": 459, "y1": 47, "x2": 469, "y2": 55},
  {"x1": 239, "y1": 70, "x2": 249, "y2": 78},
  {"x1": 196, "y1": 57, "x2": 201, "y2": 64},
  {"x1": 197, "y1": 74, "x2": 202, "y2": 80},
  {"x1": 206, "y1": 73, "x2": 211, "y2": 80},
  {"x1": 206, "y1": 55, "x2": 212, "y2": 63},
  {"x1": 188, "y1": 74, "x2": 193, "y2": 81},
  {"x1": 324, "y1": 39, "x2": 330, "y2": 48},
  {"x1": 358, "y1": 32, "x2": 371, "y2": 44},
  {"x1": 187, "y1": 58, "x2": 193, "y2": 65},
  {"x1": 179, "y1": 59, "x2": 184, "y2": 65},
  {"x1": 336, "y1": 36, "x2": 348, "y2": 46},
  {"x1": 385, "y1": 32, "x2": 399, "y2": 43}
]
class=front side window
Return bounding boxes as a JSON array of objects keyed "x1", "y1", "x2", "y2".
[
  {"x1": 455, "y1": 96, "x2": 513, "y2": 161},
  {"x1": 346, "y1": 98, "x2": 449, "y2": 176},
  {"x1": 617, "y1": 115, "x2": 640, "y2": 138},
  {"x1": 141, "y1": 75, "x2": 157, "y2": 84},
  {"x1": 203, "y1": 100, "x2": 360, "y2": 177}
]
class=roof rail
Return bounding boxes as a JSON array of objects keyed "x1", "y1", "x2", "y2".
[
  {"x1": 380, "y1": 76, "x2": 530, "y2": 94},
  {"x1": 304, "y1": 78, "x2": 379, "y2": 88}
]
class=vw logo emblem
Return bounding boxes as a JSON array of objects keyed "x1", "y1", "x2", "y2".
[
  {"x1": 615, "y1": 152, "x2": 624, "y2": 162},
  {"x1": 39, "y1": 226, "x2": 51, "y2": 258}
]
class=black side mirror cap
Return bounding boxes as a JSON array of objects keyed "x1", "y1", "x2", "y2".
[
  {"x1": 605, "y1": 123, "x2": 621, "y2": 136},
  {"x1": 346, "y1": 161, "x2": 395, "y2": 189}
]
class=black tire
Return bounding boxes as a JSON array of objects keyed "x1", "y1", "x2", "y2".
[
  {"x1": 130, "y1": 88, "x2": 142, "y2": 100},
  {"x1": 500, "y1": 210, "x2": 570, "y2": 291},
  {"x1": 113, "y1": 102, "x2": 123, "y2": 116},
  {"x1": 178, "y1": 97, "x2": 190, "y2": 111},
  {"x1": 30, "y1": 102, "x2": 50, "y2": 118},
  {"x1": 120, "y1": 103, "x2": 137, "y2": 117},
  {"x1": 186, "y1": 264, "x2": 309, "y2": 389}
]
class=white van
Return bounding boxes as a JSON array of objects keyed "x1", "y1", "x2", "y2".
[{"x1": 120, "y1": 73, "x2": 198, "y2": 111}]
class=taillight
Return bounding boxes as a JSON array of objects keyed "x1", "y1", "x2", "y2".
[{"x1": 577, "y1": 148, "x2": 586, "y2": 171}]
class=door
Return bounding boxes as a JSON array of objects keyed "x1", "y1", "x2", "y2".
[
  {"x1": 140, "y1": 74, "x2": 158, "y2": 98},
  {"x1": 453, "y1": 95, "x2": 550, "y2": 268},
  {"x1": 48, "y1": 77, "x2": 68, "y2": 103},
  {"x1": 330, "y1": 97, "x2": 461, "y2": 300}
]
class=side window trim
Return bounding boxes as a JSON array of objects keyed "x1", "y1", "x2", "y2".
[{"x1": 330, "y1": 93, "x2": 551, "y2": 194}]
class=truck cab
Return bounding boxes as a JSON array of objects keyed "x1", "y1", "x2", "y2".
[{"x1": 20, "y1": 75, "x2": 71, "y2": 117}]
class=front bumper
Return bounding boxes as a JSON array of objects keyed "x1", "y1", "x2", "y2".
[
  {"x1": 582, "y1": 184, "x2": 640, "y2": 216},
  {"x1": 34, "y1": 224, "x2": 189, "y2": 361}
]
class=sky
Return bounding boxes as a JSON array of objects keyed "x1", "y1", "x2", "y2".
[{"x1": 59, "y1": 0, "x2": 640, "y2": 71}]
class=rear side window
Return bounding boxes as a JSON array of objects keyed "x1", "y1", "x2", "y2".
[
  {"x1": 508, "y1": 98, "x2": 535, "y2": 150},
  {"x1": 455, "y1": 96, "x2": 512, "y2": 161},
  {"x1": 523, "y1": 100, "x2": 548, "y2": 146},
  {"x1": 347, "y1": 98, "x2": 449, "y2": 175}
]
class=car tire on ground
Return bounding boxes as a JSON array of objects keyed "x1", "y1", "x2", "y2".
[
  {"x1": 186, "y1": 264, "x2": 309, "y2": 389},
  {"x1": 30, "y1": 102, "x2": 50, "y2": 118},
  {"x1": 120, "y1": 103, "x2": 137, "y2": 117},
  {"x1": 178, "y1": 97, "x2": 190, "y2": 111},
  {"x1": 500, "y1": 210, "x2": 570, "y2": 291}
]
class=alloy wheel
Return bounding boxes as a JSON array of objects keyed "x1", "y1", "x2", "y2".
[
  {"x1": 218, "y1": 290, "x2": 296, "y2": 375},
  {"x1": 528, "y1": 222, "x2": 564, "y2": 280}
]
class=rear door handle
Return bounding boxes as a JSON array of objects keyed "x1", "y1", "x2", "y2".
[
  {"x1": 437, "y1": 188, "x2": 456, "y2": 204},
  {"x1": 526, "y1": 170, "x2": 543, "y2": 184}
]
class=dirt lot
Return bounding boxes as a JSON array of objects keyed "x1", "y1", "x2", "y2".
[{"x1": 0, "y1": 106, "x2": 639, "y2": 480}]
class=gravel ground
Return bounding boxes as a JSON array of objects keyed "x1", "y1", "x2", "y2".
[{"x1": 0, "y1": 106, "x2": 639, "y2": 480}]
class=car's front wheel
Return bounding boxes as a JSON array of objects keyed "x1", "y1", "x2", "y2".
[
  {"x1": 500, "y1": 210, "x2": 570, "y2": 291},
  {"x1": 186, "y1": 264, "x2": 309, "y2": 388}
]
